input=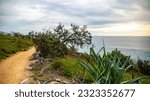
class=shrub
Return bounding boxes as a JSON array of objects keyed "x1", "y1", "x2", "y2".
[
  {"x1": 51, "y1": 60, "x2": 62, "y2": 70},
  {"x1": 137, "y1": 59, "x2": 150, "y2": 76},
  {"x1": 33, "y1": 34, "x2": 67, "y2": 58},
  {"x1": 108, "y1": 49, "x2": 134, "y2": 69},
  {"x1": 0, "y1": 33, "x2": 33, "y2": 60},
  {"x1": 79, "y1": 47, "x2": 149, "y2": 84},
  {"x1": 49, "y1": 56, "x2": 93, "y2": 83}
]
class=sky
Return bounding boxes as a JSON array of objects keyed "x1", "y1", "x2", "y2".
[{"x1": 0, "y1": 0, "x2": 150, "y2": 36}]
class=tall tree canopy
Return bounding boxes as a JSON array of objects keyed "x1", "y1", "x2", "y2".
[{"x1": 52, "y1": 23, "x2": 92, "y2": 48}]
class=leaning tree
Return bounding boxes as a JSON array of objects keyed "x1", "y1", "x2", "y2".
[{"x1": 52, "y1": 23, "x2": 92, "y2": 49}]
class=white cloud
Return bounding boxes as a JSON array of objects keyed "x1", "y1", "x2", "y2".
[
  {"x1": 0, "y1": 0, "x2": 150, "y2": 35},
  {"x1": 15, "y1": 5, "x2": 44, "y2": 21}
]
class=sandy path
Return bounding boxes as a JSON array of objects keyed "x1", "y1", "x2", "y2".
[{"x1": 0, "y1": 47, "x2": 35, "y2": 84}]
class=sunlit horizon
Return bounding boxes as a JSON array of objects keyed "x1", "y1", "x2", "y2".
[{"x1": 90, "y1": 22, "x2": 150, "y2": 36}]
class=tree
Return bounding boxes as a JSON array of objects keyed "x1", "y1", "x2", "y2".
[
  {"x1": 28, "y1": 31, "x2": 35, "y2": 39},
  {"x1": 32, "y1": 23, "x2": 92, "y2": 58},
  {"x1": 33, "y1": 33, "x2": 67, "y2": 58},
  {"x1": 52, "y1": 23, "x2": 92, "y2": 49}
]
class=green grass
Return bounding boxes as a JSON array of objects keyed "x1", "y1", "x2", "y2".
[
  {"x1": 30, "y1": 49, "x2": 150, "y2": 84},
  {"x1": 50, "y1": 55, "x2": 93, "y2": 83},
  {"x1": 124, "y1": 71, "x2": 150, "y2": 84},
  {"x1": 48, "y1": 51, "x2": 150, "y2": 84},
  {"x1": 0, "y1": 33, "x2": 33, "y2": 60}
]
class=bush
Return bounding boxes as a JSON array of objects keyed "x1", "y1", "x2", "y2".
[
  {"x1": 79, "y1": 47, "x2": 132, "y2": 84},
  {"x1": 137, "y1": 59, "x2": 150, "y2": 75},
  {"x1": 108, "y1": 49, "x2": 134, "y2": 69},
  {"x1": 0, "y1": 33, "x2": 33, "y2": 60},
  {"x1": 79, "y1": 47, "x2": 148, "y2": 84},
  {"x1": 49, "y1": 56, "x2": 93, "y2": 83},
  {"x1": 33, "y1": 34, "x2": 67, "y2": 58},
  {"x1": 51, "y1": 60, "x2": 62, "y2": 70}
]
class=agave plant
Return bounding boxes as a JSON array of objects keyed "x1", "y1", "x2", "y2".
[{"x1": 79, "y1": 47, "x2": 149, "y2": 84}]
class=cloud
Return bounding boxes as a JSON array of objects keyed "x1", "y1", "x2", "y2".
[{"x1": 0, "y1": 0, "x2": 150, "y2": 35}]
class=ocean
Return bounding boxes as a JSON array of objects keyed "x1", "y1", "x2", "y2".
[{"x1": 78, "y1": 36, "x2": 150, "y2": 61}]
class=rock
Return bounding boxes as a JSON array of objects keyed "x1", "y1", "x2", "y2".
[
  {"x1": 44, "y1": 58, "x2": 53, "y2": 62},
  {"x1": 26, "y1": 66, "x2": 33, "y2": 70},
  {"x1": 20, "y1": 78, "x2": 38, "y2": 84},
  {"x1": 29, "y1": 52, "x2": 40, "y2": 60},
  {"x1": 44, "y1": 77, "x2": 70, "y2": 84},
  {"x1": 50, "y1": 81, "x2": 61, "y2": 84},
  {"x1": 36, "y1": 80, "x2": 41, "y2": 84},
  {"x1": 20, "y1": 78, "x2": 31, "y2": 84},
  {"x1": 29, "y1": 57, "x2": 47, "y2": 70}
]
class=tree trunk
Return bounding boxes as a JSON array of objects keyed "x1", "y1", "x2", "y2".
[{"x1": 62, "y1": 34, "x2": 73, "y2": 44}]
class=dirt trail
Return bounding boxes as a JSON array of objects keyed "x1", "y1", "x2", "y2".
[{"x1": 0, "y1": 47, "x2": 35, "y2": 84}]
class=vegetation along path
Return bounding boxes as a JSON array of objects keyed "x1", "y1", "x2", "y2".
[{"x1": 0, "y1": 47, "x2": 35, "y2": 84}]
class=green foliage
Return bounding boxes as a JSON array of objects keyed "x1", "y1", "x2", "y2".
[
  {"x1": 33, "y1": 33, "x2": 67, "y2": 58},
  {"x1": 79, "y1": 47, "x2": 149, "y2": 84},
  {"x1": 79, "y1": 47, "x2": 130, "y2": 84},
  {"x1": 137, "y1": 59, "x2": 150, "y2": 75},
  {"x1": 121, "y1": 76, "x2": 150, "y2": 84},
  {"x1": 50, "y1": 56, "x2": 93, "y2": 82},
  {"x1": 51, "y1": 61, "x2": 62, "y2": 70},
  {"x1": 54, "y1": 56, "x2": 80, "y2": 77},
  {"x1": 32, "y1": 23, "x2": 92, "y2": 58},
  {"x1": 0, "y1": 33, "x2": 33, "y2": 60},
  {"x1": 51, "y1": 23, "x2": 92, "y2": 49},
  {"x1": 108, "y1": 49, "x2": 134, "y2": 69}
]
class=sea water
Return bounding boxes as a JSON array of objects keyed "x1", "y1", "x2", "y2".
[{"x1": 78, "y1": 36, "x2": 150, "y2": 61}]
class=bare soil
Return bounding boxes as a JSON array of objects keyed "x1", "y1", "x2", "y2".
[{"x1": 0, "y1": 47, "x2": 35, "y2": 84}]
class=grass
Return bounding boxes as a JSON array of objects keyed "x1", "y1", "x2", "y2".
[
  {"x1": 49, "y1": 55, "x2": 93, "y2": 83},
  {"x1": 124, "y1": 71, "x2": 150, "y2": 84},
  {"x1": 30, "y1": 49, "x2": 150, "y2": 84},
  {"x1": 27, "y1": 39, "x2": 150, "y2": 84},
  {"x1": 0, "y1": 33, "x2": 33, "y2": 60},
  {"x1": 30, "y1": 51, "x2": 93, "y2": 83}
]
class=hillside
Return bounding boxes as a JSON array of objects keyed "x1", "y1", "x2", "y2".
[{"x1": 0, "y1": 33, "x2": 33, "y2": 60}]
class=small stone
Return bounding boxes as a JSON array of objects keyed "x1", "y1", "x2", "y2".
[
  {"x1": 26, "y1": 66, "x2": 32, "y2": 70},
  {"x1": 50, "y1": 81, "x2": 60, "y2": 84},
  {"x1": 20, "y1": 78, "x2": 37, "y2": 84},
  {"x1": 20, "y1": 78, "x2": 30, "y2": 84}
]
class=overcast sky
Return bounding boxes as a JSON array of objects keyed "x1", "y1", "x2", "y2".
[{"x1": 0, "y1": 0, "x2": 150, "y2": 36}]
